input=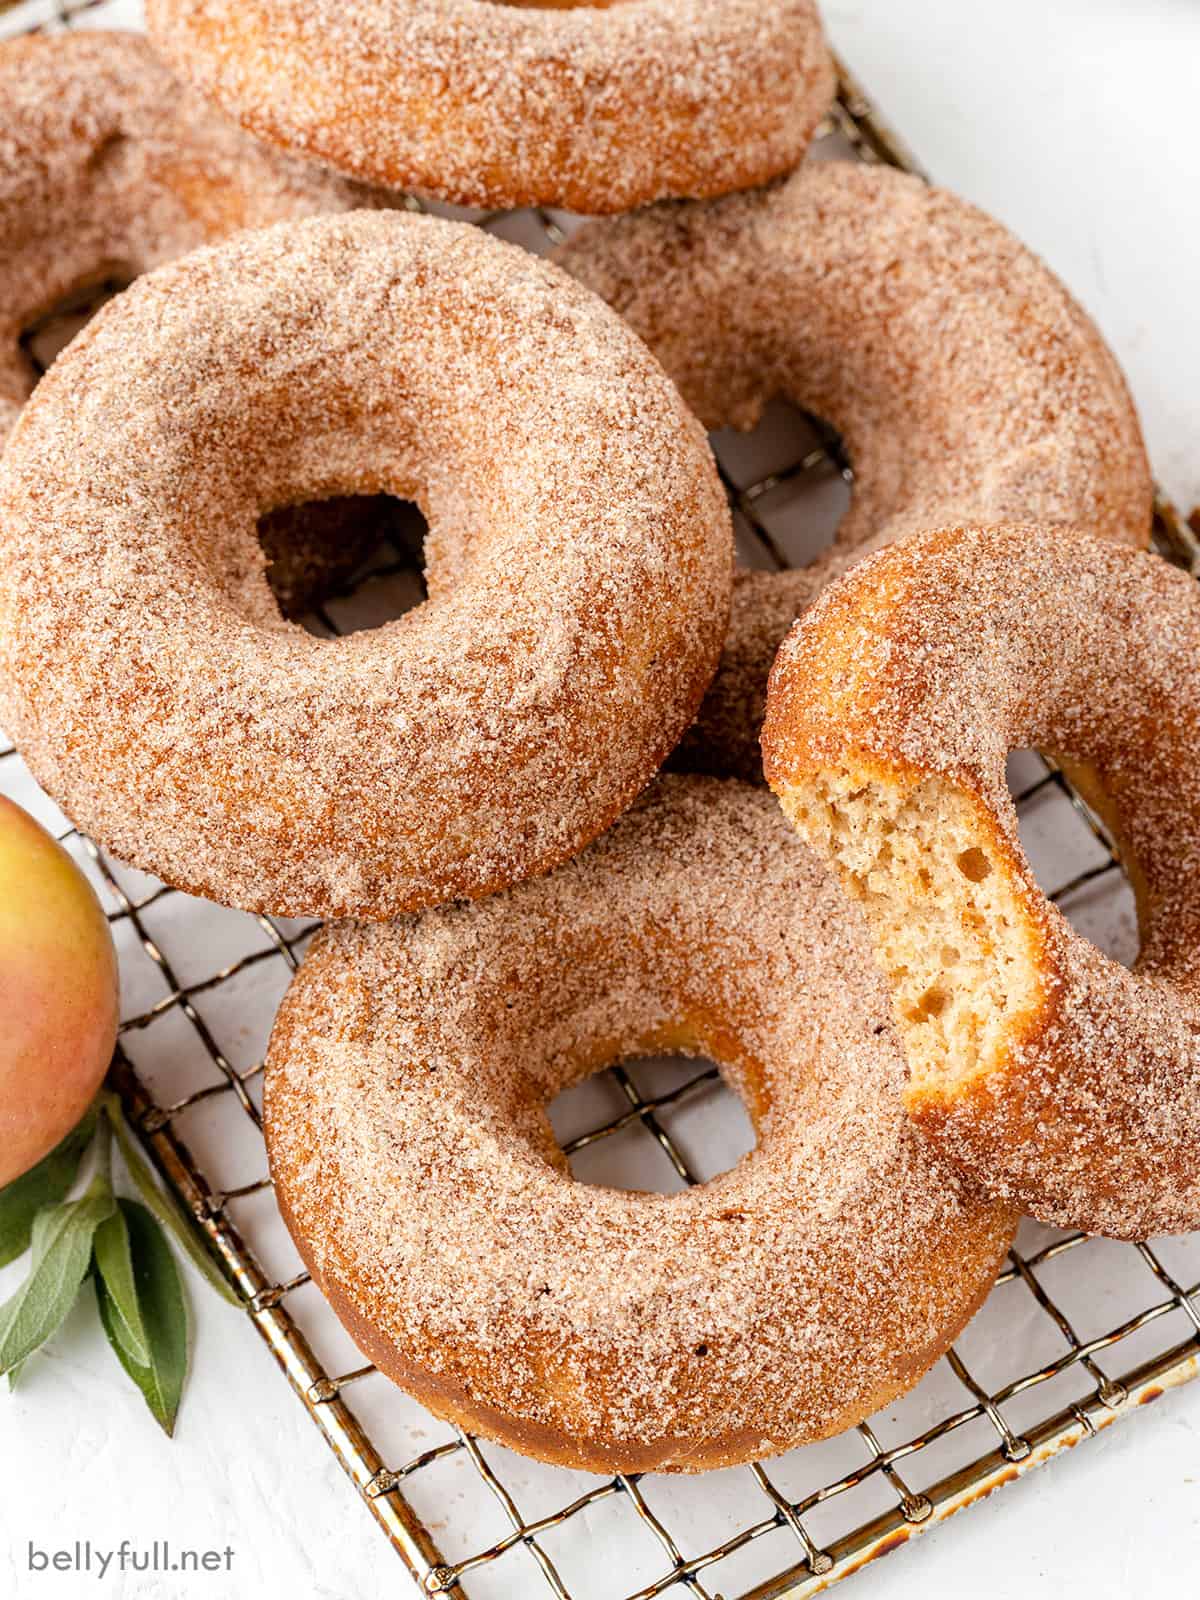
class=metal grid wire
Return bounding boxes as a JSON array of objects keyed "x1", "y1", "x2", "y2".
[{"x1": 4, "y1": 1, "x2": 1200, "y2": 1595}]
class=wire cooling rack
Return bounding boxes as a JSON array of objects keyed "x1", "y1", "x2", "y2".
[{"x1": 4, "y1": 2, "x2": 1200, "y2": 1595}]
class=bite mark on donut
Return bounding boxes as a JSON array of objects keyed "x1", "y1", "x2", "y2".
[{"x1": 776, "y1": 770, "x2": 1045, "y2": 1096}]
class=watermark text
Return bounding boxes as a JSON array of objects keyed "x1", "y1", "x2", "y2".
[{"x1": 28, "y1": 1541, "x2": 234, "y2": 1579}]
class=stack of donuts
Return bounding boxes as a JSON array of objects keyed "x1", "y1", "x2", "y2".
[{"x1": 1, "y1": 3, "x2": 1194, "y2": 1477}]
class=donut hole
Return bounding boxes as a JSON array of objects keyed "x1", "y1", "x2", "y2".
[
  {"x1": 18, "y1": 268, "x2": 133, "y2": 385},
  {"x1": 713, "y1": 398, "x2": 853, "y2": 570},
  {"x1": 254, "y1": 495, "x2": 428, "y2": 628},
  {"x1": 547, "y1": 1051, "x2": 757, "y2": 1194},
  {"x1": 778, "y1": 771, "x2": 1041, "y2": 1095},
  {"x1": 1006, "y1": 750, "x2": 1140, "y2": 968}
]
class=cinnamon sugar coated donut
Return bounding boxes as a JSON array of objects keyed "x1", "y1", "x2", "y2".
[
  {"x1": 0, "y1": 30, "x2": 381, "y2": 440},
  {"x1": 0, "y1": 30, "x2": 399, "y2": 613},
  {"x1": 145, "y1": 0, "x2": 835, "y2": 213},
  {"x1": 265, "y1": 776, "x2": 1016, "y2": 1472},
  {"x1": 559, "y1": 162, "x2": 1153, "y2": 778},
  {"x1": 762, "y1": 524, "x2": 1200, "y2": 1239},
  {"x1": 0, "y1": 212, "x2": 731, "y2": 920}
]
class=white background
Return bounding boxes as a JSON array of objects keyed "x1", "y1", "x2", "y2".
[{"x1": 3, "y1": 2, "x2": 1200, "y2": 1598}]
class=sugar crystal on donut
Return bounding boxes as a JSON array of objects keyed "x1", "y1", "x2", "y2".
[{"x1": 0, "y1": 30, "x2": 407, "y2": 613}]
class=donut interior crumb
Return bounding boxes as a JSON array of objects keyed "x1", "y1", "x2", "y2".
[{"x1": 777, "y1": 772, "x2": 1040, "y2": 1092}]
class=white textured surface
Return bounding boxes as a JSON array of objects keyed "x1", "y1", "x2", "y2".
[{"x1": 4, "y1": 2, "x2": 1200, "y2": 1598}]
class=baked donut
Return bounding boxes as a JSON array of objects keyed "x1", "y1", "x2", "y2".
[
  {"x1": 0, "y1": 212, "x2": 731, "y2": 920},
  {"x1": 559, "y1": 161, "x2": 1153, "y2": 780},
  {"x1": 144, "y1": 0, "x2": 835, "y2": 214},
  {"x1": 0, "y1": 30, "x2": 382, "y2": 434},
  {"x1": 762, "y1": 523, "x2": 1200, "y2": 1240},
  {"x1": 0, "y1": 29, "x2": 393, "y2": 614},
  {"x1": 265, "y1": 776, "x2": 1016, "y2": 1473}
]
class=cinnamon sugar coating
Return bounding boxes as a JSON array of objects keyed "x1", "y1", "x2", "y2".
[
  {"x1": 0, "y1": 30, "x2": 383, "y2": 437},
  {"x1": 265, "y1": 776, "x2": 1015, "y2": 1472},
  {"x1": 0, "y1": 212, "x2": 731, "y2": 920},
  {"x1": 0, "y1": 30, "x2": 398, "y2": 613},
  {"x1": 560, "y1": 162, "x2": 1153, "y2": 780},
  {"x1": 763, "y1": 524, "x2": 1200, "y2": 1239},
  {"x1": 144, "y1": 0, "x2": 835, "y2": 213},
  {"x1": 670, "y1": 565, "x2": 827, "y2": 783}
]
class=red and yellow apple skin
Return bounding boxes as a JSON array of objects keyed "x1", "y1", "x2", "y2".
[{"x1": 0, "y1": 796, "x2": 118, "y2": 1186}]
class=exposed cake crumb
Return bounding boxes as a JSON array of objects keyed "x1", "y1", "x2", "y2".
[{"x1": 764, "y1": 523, "x2": 1200, "y2": 1239}]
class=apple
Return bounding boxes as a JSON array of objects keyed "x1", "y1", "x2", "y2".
[{"x1": 0, "y1": 796, "x2": 118, "y2": 1186}]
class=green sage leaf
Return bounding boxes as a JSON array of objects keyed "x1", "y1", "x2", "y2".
[
  {"x1": 0, "y1": 1188, "x2": 114, "y2": 1375},
  {"x1": 92, "y1": 1206, "x2": 150, "y2": 1366},
  {"x1": 95, "y1": 1200, "x2": 187, "y2": 1436},
  {"x1": 0, "y1": 1107, "x2": 98, "y2": 1268}
]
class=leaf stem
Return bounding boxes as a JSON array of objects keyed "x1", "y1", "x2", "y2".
[
  {"x1": 85, "y1": 1115, "x2": 113, "y2": 1200},
  {"x1": 99, "y1": 1094, "x2": 243, "y2": 1308}
]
